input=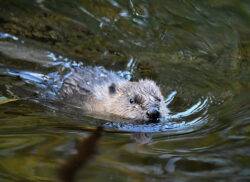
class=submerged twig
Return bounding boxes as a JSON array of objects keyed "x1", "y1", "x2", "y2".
[{"x1": 58, "y1": 126, "x2": 103, "y2": 182}]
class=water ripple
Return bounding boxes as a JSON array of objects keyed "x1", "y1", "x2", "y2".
[
  {"x1": 104, "y1": 96, "x2": 209, "y2": 133},
  {"x1": 0, "y1": 32, "x2": 18, "y2": 41}
]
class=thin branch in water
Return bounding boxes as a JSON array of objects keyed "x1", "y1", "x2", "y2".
[{"x1": 58, "y1": 126, "x2": 103, "y2": 182}]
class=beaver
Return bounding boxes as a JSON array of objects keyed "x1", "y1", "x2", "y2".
[
  {"x1": 58, "y1": 66, "x2": 169, "y2": 122},
  {"x1": 0, "y1": 42, "x2": 169, "y2": 122},
  {"x1": 0, "y1": 41, "x2": 168, "y2": 121}
]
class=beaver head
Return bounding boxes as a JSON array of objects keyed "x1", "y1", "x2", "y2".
[{"x1": 105, "y1": 79, "x2": 169, "y2": 122}]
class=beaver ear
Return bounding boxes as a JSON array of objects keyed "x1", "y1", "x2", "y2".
[{"x1": 109, "y1": 83, "x2": 116, "y2": 94}]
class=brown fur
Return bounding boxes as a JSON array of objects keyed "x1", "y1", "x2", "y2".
[
  {"x1": 85, "y1": 79, "x2": 168, "y2": 121},
  {"x1": 59, "y1": 67, "x2": 169, "y2": 122}
]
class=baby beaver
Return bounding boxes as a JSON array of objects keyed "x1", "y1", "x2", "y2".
[{"x1": 59, "y1": 66, "x2": 169, "y2": 122}]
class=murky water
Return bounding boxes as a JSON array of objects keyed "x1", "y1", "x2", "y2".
[{"x1": 0, "y1": 0, "x2": 250, "y2": 181}]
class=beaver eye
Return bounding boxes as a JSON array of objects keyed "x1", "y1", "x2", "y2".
[
  {"x1": 134, "y1": 95, "x2": 143, "y2": 104},
  {"x1": 129, "y1": 99, "x2": 134, "y2": 104}
]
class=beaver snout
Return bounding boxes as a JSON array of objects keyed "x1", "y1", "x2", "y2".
[{"x1": 146, "y1": 108, "x2": 161, "y2": 121}]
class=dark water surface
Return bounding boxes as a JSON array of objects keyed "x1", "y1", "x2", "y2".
[{"x1": 0, "y1": 0, "x2": 250, "y2": 181}]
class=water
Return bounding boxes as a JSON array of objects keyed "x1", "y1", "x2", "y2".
[{"x1": 0, "y1": 0, "x2": 250, "y2": 181}]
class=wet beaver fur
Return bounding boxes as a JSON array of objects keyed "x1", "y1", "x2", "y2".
[{"x1": 58, "y1": 66, "x2": 169, "y2": 122}]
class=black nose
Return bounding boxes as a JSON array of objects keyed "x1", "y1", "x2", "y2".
[{"x1": 147, "y1": 109, "x2": 161, "y2": 121}]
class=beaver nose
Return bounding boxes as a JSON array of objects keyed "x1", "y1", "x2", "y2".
[{"x1": 147, "y1": 109, "x2": 161, "y2": 121}]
